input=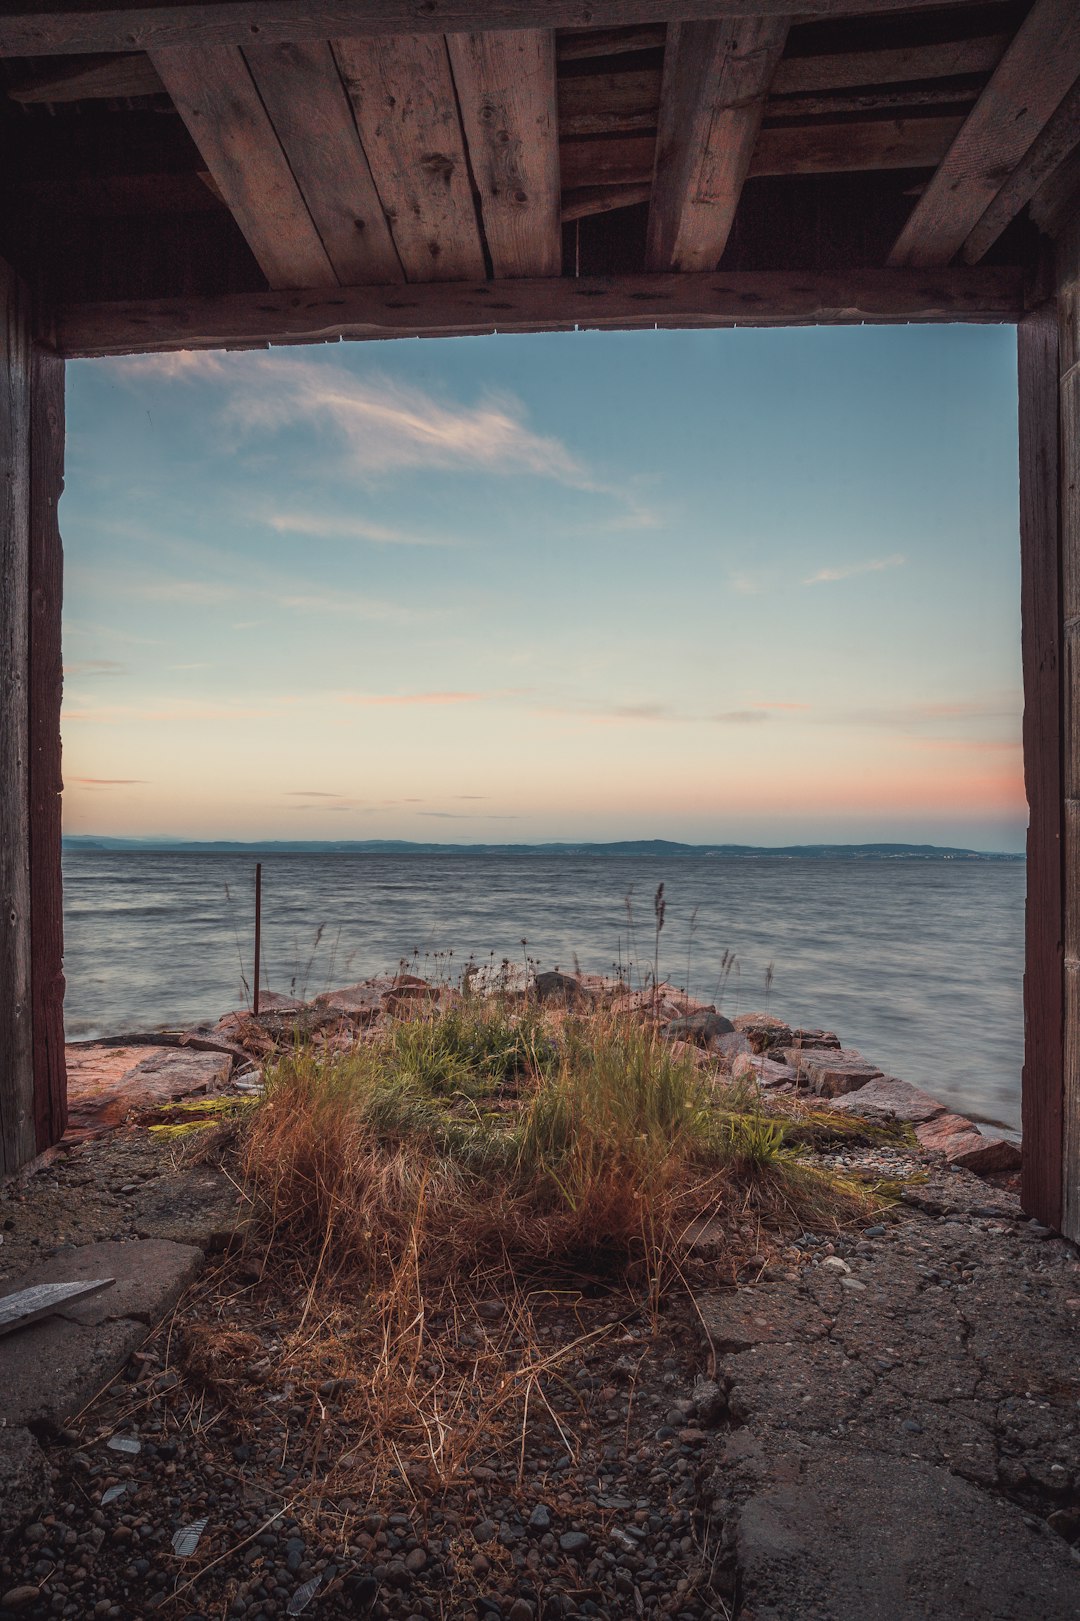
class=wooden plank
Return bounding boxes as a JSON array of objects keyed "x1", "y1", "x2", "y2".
[
  {"x1": 646, "y1": 18, "x2": 790, "y2": 273},
  {"x1": 448, "y1": 30, "x2": 561, "y2": 277},
  {"x1": 1060, "y1": 211, "x2": 1080, "y2": 1243},
  {"x1": 149, "y1": 44, "x2": 337, "y2": 289},
  {"x1": 334, "y1": 34, "x2": 486, "y2": 281},
  {"x1": 8, "y1": 52, "x2": 164, "y2": 103},
  {"x1": 0, "y1": 2, "x2": 1011, "y2": 60},
  {"x1": 890, "y1": 0, "x2": 1080, "y2": 269},
  {"x1": 0, "y1": 257, "x2": 35, "y2": 1179},
  {"x1": 771, "y1": 36, "x2": 1010, "y2": 96},
  {"x1": 766, "y1": 84, "x2": 981, "y2": 122},
  {"x1": 559, "y1": 116, "x2": 963, "y2": 193},
  {"x1": 1018, "y1": 305, "x2": 1064, "y2": 1233},
  {"x1": 243, "y1": 40, "x2": 402, "y2": 284},
  {"x1": 557, "y1": 25, "x2": 666, "y2": 62},
  {"x1": 963, "y1": 79, "x2": 1080, "y2": 264},
  {"x1": 562, "y1": 181, "x2": 651, "y2": 221},
  {"x1": 752, "y1": 114, "x2": 963, "y2": 178},
  {"x1": 558, "y1": 67, "x2": 661, "y2": 137},
  {"x1": 0, "y1": 1279, "x2": 114, "y2": 1338},
  {"x1": 28, "y1": 346, "x2": 67, "y2": 1156},
  {"x1": 52, "y1": 266, "x2": 1026, "y2": 358}
]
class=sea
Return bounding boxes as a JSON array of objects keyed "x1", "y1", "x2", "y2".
[{"x1": 62, "y1": 850, "x2": 1026, "y2": 1134}]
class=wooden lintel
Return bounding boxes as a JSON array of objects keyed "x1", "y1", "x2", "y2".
[
  {"x1": 49, "y1": 267, "x2": 1026, "y2": 358},
  {"x1": 646, "y1": 17, "x2": 790, "y2": 273},
  {"x1": 0, "y1": 0, "x2": 1024, "y2": 60},
  {"x1": 889, "y1": 0, "x2": 1080, "y2": 269}
]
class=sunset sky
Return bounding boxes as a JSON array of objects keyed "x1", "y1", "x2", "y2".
[{"x1": 61, "y1": 322, "x2": 1024, "y2": 851}]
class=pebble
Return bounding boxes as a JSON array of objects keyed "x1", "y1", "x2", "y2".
[
  {"x1": 527, "y1": 1504, "x2": 551, "y2": 1532},
  {"x1": 559, "y1": 1532, "x2": 590, "y2": 1554}
]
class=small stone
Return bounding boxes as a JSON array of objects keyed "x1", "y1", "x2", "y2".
[
  {"x1": 476, "y1": 1301, "x2": 505, "y2": 1321},
  {"x1": 559, "y1": 1531, "x2": 590, "y2": 1554},
  {"x1": 863, "y1": 1226, "x2": 886, "y2": 1238},
  {"x1": 527, "y1": 1504, "x2": 551, "y2": 1533},
  {"x1": 821, "y1": 1256, "x2": 850, "y2": 1274},
  {"x1": 404, "y1": 1548, "x2": 427, "y2": 1574},
  {"x1": 507, "y1": 1602, "x2": 535, "y2": 1621},
  {"x1": 1, "y1": 1589, "x2": 42, "y2": 1612}
]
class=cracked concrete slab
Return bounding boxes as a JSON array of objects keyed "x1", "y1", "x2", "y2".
[
  {"x1": 130, "y1": 1166, "x2": 247, "y2": 1250},
  {"x1": 0, "y1": 1240, "x2": 203, "y2": 1434},
  {"x1": 698, "y1": 1180, "x2": 1080, "y2": 1618}
]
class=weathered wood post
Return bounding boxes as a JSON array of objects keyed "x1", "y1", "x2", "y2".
[
  {"x1": 1057, "y1": 211, "x2": 1080, "y2": 1242},
  {"x1": 0, "y1": 255, "x2": 66, "y2": 1176}
]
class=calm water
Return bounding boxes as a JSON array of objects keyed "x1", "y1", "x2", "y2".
[{"x1": 62, "y1": 851, "x2": 1026, "y2": 1133}]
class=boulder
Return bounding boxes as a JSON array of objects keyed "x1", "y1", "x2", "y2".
[
  {"x1": 533, "y1": 971, "x2": 593, "y2": 1006},
  {"x1": 788, "y1": 1028, "x2": 842, "y2": 1050},
  {"x1": 785, "y1": 1047, "x2": 883, "y2": 1098},
  {"x1": 828, "y1": 1074, "x2": 947, "y2": 1124},
  {"x1": 915, "y1": 1113, "x2": 1022, "y2": 1174},
  {"x1": 661, "y1": 1011, "x2": 735, "y2": 1048},
  {"x1": 733, "y1": 1013, "x2": 793, "y2": 1052},
  {"x1": 733, "y1": 1053, "x2": 798, "y2": 1089}
]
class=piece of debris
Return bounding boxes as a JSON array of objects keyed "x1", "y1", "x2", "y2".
[
  {"x1": 105, "y1": 1435, "x2": 141, "y2": 1456},
  {"x1": 286, "y1": 1574, "x2": 322, "y2": 1614},
  {"x1": 171, "y1": 1517, "x2": 208, "y2": 1558},
  {"x1": 0, "y1": 1278, "x2": 115, "y2": 1338}
]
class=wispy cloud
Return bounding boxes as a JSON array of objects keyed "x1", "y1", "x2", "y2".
[
  {"x1": 70, "y1": 777, "x2": 148, "y2": 787},
  {"x1": 336, "y1": 691, "x2": 486, "y2": 708},
  {"x1": 263, "y1": 511, "x2": 455, "y2": 548},
  {"x1": 64, "y1": 659, "x2": 126, "y2": 677},
  {"x1": 803, "y1": 553, "x2": 906, "y2": 586},
  {"x1": 710, "y1": 710, "x2": 771, "y2": 724}
]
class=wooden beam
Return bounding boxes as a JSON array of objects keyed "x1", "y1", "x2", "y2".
[
  {"x1": 561, "y1": 182, "x2": 651, "y2": 222},
  {"x1": 0, "y1": 257, "x2": 35, "y2": 1178},
  {"x1": 51, "y1": 266, "x2": 1025, "y2": 358},
  {"x1": 963, "y1": 80, "x2": 1080, "y2": 265},
  {"x1": 28, "y1": 346, "x2": 67, "y2": 1156},
  {"x1": 771, "y1": 36, "x2": 1010, "y2": 97},
  {"x1": 7, "y1": 52, "x2": 164, "y2": 103},
  {"x1": 448, "y1": 30, "x2": 561, "y2": 277},
  {"x1": 333, "y1": 34, "x2": 486, "y2": 281},
  {"x1": 243, "y1": 40, "x2": 403, "y2": 284},
  {"x1": 558, "y1": 67, "x2": 661, "y2": 138},
  {"x1": 1018, "y1": 305, "x2": 1064, "y2": 1232},
  {"x1": 889, "y1": 0, "x2": 1080, "y2": 269},
  {"x1": 150, "y1": 45, "x2": 337, "y2": 289},
  {"x1": 1061, "y1": 212, "x2": 1080, "y2": 1244},
  {"x1": 646, "y1": 18, "x2": 789, "y2": 273},
  {"x1": 559, "y1": 116, "x2": 963, "y2": 193},
  {"x1": 557, "y1": 25, "x2": 666, "y2": 62},
  {"x1": 0, "y1": 1, "x2": 1009, "y2": 60}
]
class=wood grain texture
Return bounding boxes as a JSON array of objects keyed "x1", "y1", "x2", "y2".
[
  {"x1": 646, "y1": 17, "x2": 790, "y2": 273},
  {"x1": 334, "y1": 34, "x2": 486, "y2": 281},
  {"x1": 558, "y1": 67, "x2": 661, "y2": 138},
  {"x1": 1060, "y1": 214, "x2": 1080, "y2": 1243},
  {"x1": 448, "y1": 29, "x2": 561, "y2": 277},
  {"x1": 561, "y1": 181, "x2": 651, "y2": 221},
  {"x1": 559, "y1": 116, "x2": 963, "y2": 193},
  {"x1": 0, "y1": 257, "x2": 35, "y2": 1179},
  {"x1": 52, "y1": 266, "x2": 1025, "y2": 357},
  {"x1": 770, "y1": 36, "x2": 1009, "y2": 97},
  {"x1": 243, "y1": 39, "x2": 402, "y2": 284},
  {"x1": 150, "y1": 43, "x2": 337, "y2": 289},
  {"x1": 28, "y1": 346, "x2": 67, "y2": 1156},
  {"x1": 963, "y1": 78, "x2": 1080, "y2": 265},
  {"x1": 0, "y1": 1, "x2": 1003, "y2": 59},
  {"x1": 1018, "y1": 305, "x2": 1064, "y2": 1232},
  {"x1": 889, "y1": 0, "x2": 1080, "y2": 269},
  {"x1": 8, "y1": 52, "x2": 165, "y2": 102}
]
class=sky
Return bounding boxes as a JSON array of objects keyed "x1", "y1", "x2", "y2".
[{"x1": 61, "y1": 322, "x2": 1025, "y2": 851}]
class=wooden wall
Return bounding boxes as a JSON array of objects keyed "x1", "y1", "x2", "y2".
[
  {"x1": 1059, "y1": 212, "x2": 1080, "y2": 1243},
  {"x1": 0, "y1": 254, "x2": 65, "y2": 1177}
]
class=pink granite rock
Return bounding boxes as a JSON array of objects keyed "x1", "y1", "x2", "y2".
[{"x1": 915, "y1": 1113, "x2": 1022, "y2": 1173}]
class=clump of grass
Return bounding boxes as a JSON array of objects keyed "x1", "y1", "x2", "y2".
[{"x1": 240, "y1": 999, "x2": 874, "y2": 1291}]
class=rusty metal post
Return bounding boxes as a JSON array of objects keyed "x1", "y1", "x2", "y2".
[{"x1": 253, "y1": 861, "x2": 262, "y2": 1016}]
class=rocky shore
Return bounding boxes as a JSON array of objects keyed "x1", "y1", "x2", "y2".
[{"x1": 0, "y1": 974, "x2": 1073, "y2": 1621}]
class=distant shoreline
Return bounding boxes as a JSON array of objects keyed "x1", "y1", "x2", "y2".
[{"x1": 63, "y1": 837, "x2": 1024, "y2": 862}]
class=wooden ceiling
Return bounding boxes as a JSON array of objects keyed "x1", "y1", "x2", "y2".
[{"x1": 2, "y1": 0, "x2": 1079, "y2": 354}]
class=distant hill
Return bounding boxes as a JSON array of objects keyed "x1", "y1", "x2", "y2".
[{"x1": 62, "y1": 836, "x2": 1023, "y2": 861}]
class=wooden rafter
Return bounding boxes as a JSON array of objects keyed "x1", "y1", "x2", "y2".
[
  {"x1": 447, "y1": 30, "x2": 561, "y2": 278},
  {"x1": 646, "y1": 18, "x2": 790, "y2": 273},
  {"x1": 0, "y1": 1, "x2": 1011, "y2": 60},
  {"x1": 242, "y1": 40, "x2": 402, "y2": 285},
  {"x1": 770, "y1": 36, "x2": 1009, "y2": 96},
  {"x1": 963, "y1": 80, "x2": 1080, "y2": 265},
  {"x1": 149, "y1": 45, "x2": 336, "y2": 289},
  {"x1": 889, "y1": 0, "x2": 1080, "y2": 269},
  {"x1": 49, "y1": 266, "x2": 1025, "y2": 358},
  {"x1": 333, "y1": 34, "x2": 486, "y2": 282}
]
